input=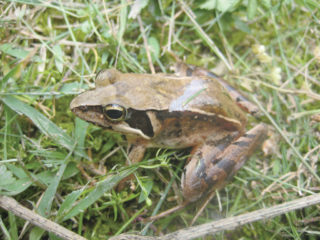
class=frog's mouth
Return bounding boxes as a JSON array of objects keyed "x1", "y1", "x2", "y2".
[{"x1": 71, "y1": 105, "x2": 109, "y2": 128}]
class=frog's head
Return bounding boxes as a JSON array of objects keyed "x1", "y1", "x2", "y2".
[{"x1": 70, "y1": 69, "x2": 155, "y2": 140}]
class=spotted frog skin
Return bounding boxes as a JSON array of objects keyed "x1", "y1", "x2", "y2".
[{"x1": 70, "y1": 64, "x2": 268, "y2": 202}]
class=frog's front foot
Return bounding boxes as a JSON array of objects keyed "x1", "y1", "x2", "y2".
[{"x1": 182, "y1": 123, "x2": 268, "y2": 202}]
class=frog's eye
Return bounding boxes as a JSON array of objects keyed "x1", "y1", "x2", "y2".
[{"x1": 103, "y1": 104, "x2": 127, "y2": 122}]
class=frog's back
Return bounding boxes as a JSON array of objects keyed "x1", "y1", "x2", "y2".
[{"x1": 114, "y1": 73, "x2": 246, "y2": 129}]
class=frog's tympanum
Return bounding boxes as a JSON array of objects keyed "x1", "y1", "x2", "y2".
[{"x1": 70, "y1": 64, "x2": 268, "y2": 202}]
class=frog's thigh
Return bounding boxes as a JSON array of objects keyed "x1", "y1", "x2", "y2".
[{"x1": 182, "y1": 123, "x2": 268, "y2": 202}]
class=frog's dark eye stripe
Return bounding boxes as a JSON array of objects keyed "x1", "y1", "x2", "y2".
[
  {"x1": 103, "y1": 104, "x2": 127, "y2": 122},
  {"x1": 125, "y1": 110, "x2": 154, "y2": 138}
]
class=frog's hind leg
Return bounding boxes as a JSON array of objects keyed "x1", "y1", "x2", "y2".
[
  {"x1": 182, "y1": 123, "x2": 268, "y2": 202},
  {"x1": 216, "y1": 123, "x2": 268, "y2": 179},
  {"x1": 174, "y1": 63, "x2": 260, "y2": 116},
  {"x1": 147, "y1": 124, "x2": 268, "y2": 223}
]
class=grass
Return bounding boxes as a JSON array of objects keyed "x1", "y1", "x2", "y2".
[{"x1": 1, "y1": 0, "x2": 320, "y2": 239}]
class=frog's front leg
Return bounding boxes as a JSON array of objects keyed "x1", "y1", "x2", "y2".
[
  {"x1": 117, "y1": 144, "x2": 146, "y2": 190},
  {"x1": 182, "y1": 123, "x2": 268, "y2": 202},
  {"x1": 127, "y1": 144, "x2": 147, "y2": 164}
]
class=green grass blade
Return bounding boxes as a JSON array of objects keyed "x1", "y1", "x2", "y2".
[
  {"x1": 1, "y1": 95, "x2": 87, "y2": 159},
  {"x1": 37, "y1": 163, "x2": 68, "y2": 217},
  {"x1": 62, "y1": 167, "x2": 138, "y2": 221},
  {"x1": 179, "y1": 0, "x2": 232, "y2": 70}
]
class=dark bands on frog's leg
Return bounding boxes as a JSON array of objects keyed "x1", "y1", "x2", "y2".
[
  {"x1": 192, "y1": 133, "x2": 239, "y2": 184},
  {"x1": 216, "y1": 157, "x2": 235, "y2": 176},
  {"x1": 188, "y1": 124, "x2": 267, "y2": 198},
  {"x1": 194, "y1": 156, "x2": 224, "y2": 191},
  {"x1": 243, "y1": 133, "x2": 256, "y2": 139},
  {"x1": 211, "y1": 133, "x2": 239, "y2": 153},
  {"x1": 232, "y1": 140, "x2": 251, "y2": 147}
]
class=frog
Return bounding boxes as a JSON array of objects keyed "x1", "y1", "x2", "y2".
[{"x1": 70, "y1": 63, "x2": 268, "y2": 203}]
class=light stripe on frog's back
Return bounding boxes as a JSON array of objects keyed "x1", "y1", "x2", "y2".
[{"x1": 169, "y1": 78, "x2": 208, "y2": 112}]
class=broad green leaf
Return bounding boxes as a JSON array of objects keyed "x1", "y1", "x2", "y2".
[
  {"x1": 36, "y1": 171, "x2": 56, "y2": 186},
  {"x1": 260, "y1": 0, "x2": 271, "y2": 8},
  {"x1": 49, "y1": 232, "x2": 63, "y2": 240},
  {"x1": 62, "y1": 162, "x2": 79, "y2": 180},
  {"x1": 53, "y1": 45, "x2": 64, "y2": 73},
  {"x1": 3, "y1": 163, "x2": 53, "y2": 195},
  {"x1": 200, "y1": 0, "x2": 240, "y2": 12},
  {"x1": 1, "y1": 177, "x2": 32, "y2": 195},
  {"x1": 247, "y1": 0, "x2": 257, "y2": 20},
  {"x1": 0, "y1": 165, "x2": 16, "y2": 187},
  {"x1": 200, "y1": 0, "x2": 217, "y2": 10},
  {"x1": 0, "y1": 64, "x2": 21, "y2": 90},
  {"x1": 138, "y1": 179, "x2": 153, "y2": 203},
  {"x1": 148, "y1": 37, "x2": 160, "y2": 62},
  {"x1": 37, "y1": 163, "x2": 67, "y2": 217},
  {"x1": 59, "y1": 82, "x2": 89, "y2": 94},
  {"x1": 0, "y1": 217, "x2": 10, "y2": 239},
  {"x1": 29, "y1": 227, "x2": 45, "y2": 240},
  {"x1": 56, "y1": 188, "x2": 84, "y2": 220},
  {"x1": 128, "y1": 0, "x2": 149, "y2": 19},
  {"x1": 0, "y1": 43, "x2": 29, "y2": 59},
  {"x1": 29, "y1": 149, "x2": 67, "y2": 161},
  {"x1": 74, "y1": 117, "x2": 89, "y2": 158},
  {"x1": 8, "y1": 212, "x2": 19, "y2": 240},
  {"x1": 118, "y1": 0, "x2": 127, "y2": 41},
  {"x1": 295, "y1": 0, "x2": 320, "y2": 9},
  {"x1": 1, "y1": 96, "x2": 87, "y2": 159},
  {"x1": 6, "y1": 164, "x2": 28, "y2": 179},
  {"x1": 80, "y1": 20, "x2": 91, "y2": 34},
  {"x1": 234, "y1": 18, "x2": 251, "y2": 33},
  {"x1": 1, "y1": 169, "x2": 56, "y2": 196},
  {"x1": 0, "y1": 165, "x2": 31, "y2": 195},
  {"x1": 62, "y1": 167, "x2": 138, "y2": 221}
]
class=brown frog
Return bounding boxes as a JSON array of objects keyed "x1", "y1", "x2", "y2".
[{"x1": 70, "y1": 64, "x2": 268, "y2": 203}]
